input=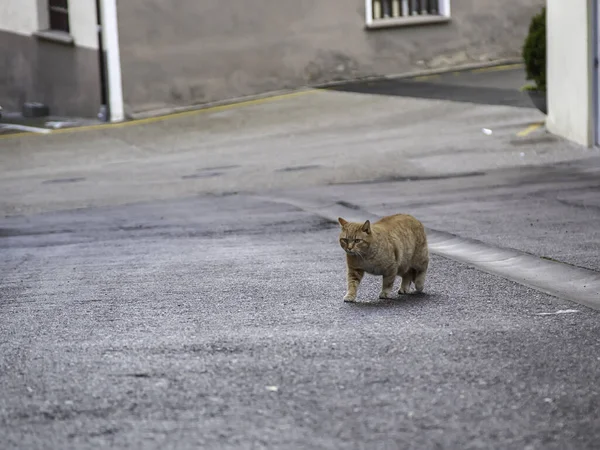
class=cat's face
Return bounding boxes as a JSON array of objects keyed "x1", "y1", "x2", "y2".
[{"x1": 338, "y1": 217, "x2": 372, "y2": 256}]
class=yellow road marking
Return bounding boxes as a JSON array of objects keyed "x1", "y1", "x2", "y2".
[
  {"x1": 412, "y1": 74, "x2": 441, "y2": 82},
  {"x1": 516, "y1": 122, "x2": 544, "y2": 137},
  {"x1": 0, "y1": 89, "x2": 318, "y2": 140},
  {"x1": 471, "y1": 63, "x2": 524, "y2": 74}
]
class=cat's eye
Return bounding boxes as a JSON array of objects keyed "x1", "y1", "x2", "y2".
[
  {"x1": 340, "y1": 238, "x2": 348, "y2": 243},
  {"x1": 355, "y1": 239, "x2": 362, "y2": 243}
]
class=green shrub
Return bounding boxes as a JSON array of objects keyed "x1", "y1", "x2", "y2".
[{"x1": 522, "y1": 7, "x2": 546, "y2": 91}]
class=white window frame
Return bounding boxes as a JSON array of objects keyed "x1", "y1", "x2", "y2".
[
  {"x1": 33, "y1": 0, "x2": 75, "y2": 45},
  {"x1": 365, "y1": 0, "x2": 451, "y2": 29}
]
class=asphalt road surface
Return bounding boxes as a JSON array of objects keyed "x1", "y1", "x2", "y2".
[
  {"x1": 2, "y1": 195, "x2": 599, "y2": 449},
  {"x1": 324, "y1": 65, "x2": 533, "y2": 109},
  {"x1": 2, "y1": 65, "x2": 600, "y2": 449}
]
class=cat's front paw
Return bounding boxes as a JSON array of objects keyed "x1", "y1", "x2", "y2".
[
  {"x1": 398, "y1": 287, "x2": 410, "y2": 295},
  {"x1": 378, "y1": 291, "x2": 393, "y2": 299},
  {"x1": 343, "y1": 293, "x2": 357, "y2": 302}
]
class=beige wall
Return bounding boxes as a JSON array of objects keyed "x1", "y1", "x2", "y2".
[
  {"x1": 117, "y1": 0, "x2": 545, "y2": 115},
  {"x1": 0, "y1": 0, "x2": 40, "y2": 35},
  {"x1": 546, "y1": 0, "x2": 595, "y2": 147},
  {"x1": 69, "y1": 1, "x2": 99, "y2": 50}
]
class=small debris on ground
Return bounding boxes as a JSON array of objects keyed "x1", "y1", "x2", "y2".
[
  {"x1": 46, "y1": 121, "x2": 80, "y2": 129},
  {"x1": 535, "y1": 309, "x2": 580, "y2": 316}
]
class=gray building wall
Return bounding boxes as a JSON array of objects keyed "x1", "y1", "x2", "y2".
[
  {"x1": 0, "y1": 33, "x2": 101, "y2": 118},
  {"x1": 117, "y1": 0, "x2": 545, "y2": 116}
]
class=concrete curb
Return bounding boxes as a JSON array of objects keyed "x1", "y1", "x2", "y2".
[
  {"x1": 128, "y1": 88, "x2": 316, "y2": 120},
  {"x1": 261, "y1": 194, "x2": 600, "y2": 311},
  {"x1": 384, "y1": 58, "x2": 524, "y2": 80}
]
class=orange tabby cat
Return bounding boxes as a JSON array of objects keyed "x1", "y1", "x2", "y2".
[{"x1": 338, "y1": 214, "x2": 429, "y2": 302}]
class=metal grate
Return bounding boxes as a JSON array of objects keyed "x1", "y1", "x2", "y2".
[
  {"x1": 48, "y1": 0, "x2": 70, "y2": 33},
  {"x1": 372, "y1": 0, "x2": 440, "y2": 20}
]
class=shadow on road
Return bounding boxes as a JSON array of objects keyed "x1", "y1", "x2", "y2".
[
  {"x1": 347, "y1": 292, "x2": 433, "y2": 308},
  {"x1": 321, "y1": 65, "x2": 536, "y2": 109}
]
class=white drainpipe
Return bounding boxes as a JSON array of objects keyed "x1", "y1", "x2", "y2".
[{"x1": 99, "y1": 0, "x2": 124, "y2": 122}]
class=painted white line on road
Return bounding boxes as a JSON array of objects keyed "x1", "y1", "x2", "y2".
[
  {"x1": 263, "y1": 195, "x2": 600, "y2": 311},
  {"x1": 0, "y1": 124, "x2": 52, "y2": 134}
]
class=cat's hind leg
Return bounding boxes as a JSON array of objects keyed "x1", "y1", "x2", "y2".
[
  {"x1": 414, "y1": 269, "x2": 427, "y2": 293},
  {"x1": 413, "y1": 249, "x2": 429, "y2": 293},
  {"x1": 379, "y1": 273, "x2": 396, "y2": 299},
  {"x1": 398, "y1": 269, "x2": 415, "y2": 294}
]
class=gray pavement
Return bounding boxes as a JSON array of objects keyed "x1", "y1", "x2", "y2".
[
  {"x1": 2, "y1": 195, "x2": 600, "y2": 449},
  {"x1": 2, "y1": 66, "x2": 600, "y2": 449}
]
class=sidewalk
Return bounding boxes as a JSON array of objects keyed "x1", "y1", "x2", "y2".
[{"x1": 0, "y1": 111, "x2": 102, "y2": 136}]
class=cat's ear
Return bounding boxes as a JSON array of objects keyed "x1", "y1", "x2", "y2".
[
  {"x1": 338, "y1": 217, "x2": 348, "y2": 227},
  {"x1": 361, "y1": 220, "x2": 371, "y2": 234}
]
